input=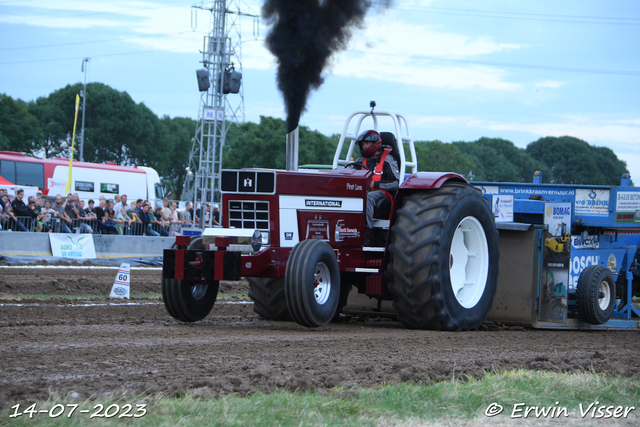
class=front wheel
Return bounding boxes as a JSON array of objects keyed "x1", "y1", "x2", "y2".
[
  {"x1": 285, "y1": 239, "x2": 341, "y2": 328},
  {"x1": 387, "y1": 183, "x2": 499, "y2": 330},
  {"x1": 162, "y1": 237, "x2": 218, "y2": 322},
  {"x1": 576, "y1": 265, "x2": 615, "y2": 324}
]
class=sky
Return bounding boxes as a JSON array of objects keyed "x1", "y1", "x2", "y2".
[{"x1": 1, "y1": 0, "x2": 639, "y2": 182}]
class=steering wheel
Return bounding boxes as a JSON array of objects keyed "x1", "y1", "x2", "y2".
[{"x1": 345, "y1": 162, "x2": 367, "y2": 170}]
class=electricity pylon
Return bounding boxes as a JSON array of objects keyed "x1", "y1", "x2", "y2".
[{"x1": 183, "y1": 0, "x2": 257, "y2": 226}]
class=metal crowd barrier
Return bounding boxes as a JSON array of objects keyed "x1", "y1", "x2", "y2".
[
  {"x1": 126, "y1": 222, "x2": 145, "y2": 236},
  {"x1": 15, "y1": 216, "x2": 33, "y2": 232},
  {"x1": 1, "y1": 216, "x2": 176, "y2": 236},
  {"x1": 71, "y1": 219, "x2": 99, "y2": 234},
  {"x1": 1, "y1": 215, "x2": 32, "y2": 232}
]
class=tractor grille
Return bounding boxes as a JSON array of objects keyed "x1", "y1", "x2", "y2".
[{"x1": 228, "y1": 200, "x2": 270, "y2": 230}]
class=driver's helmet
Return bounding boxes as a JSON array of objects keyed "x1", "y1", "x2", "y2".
[{"x1": 356, "y1": 130, "x2": 383, "y2": 157}]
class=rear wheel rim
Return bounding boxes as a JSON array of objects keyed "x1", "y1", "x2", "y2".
[
  {"x1": 449, "y1": 216, "x2": 489, "y2": 309},
  {"x1": 598, "y1": 280, "x2": 611, "y2": 310},
  {"x1": 313, "y1": 262, "x2": 331, "y2": 305}
]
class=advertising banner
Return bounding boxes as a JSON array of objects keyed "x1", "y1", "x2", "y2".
[
  {"x1": 574, "y1": 189, "x2": 609, "y2": 217},
  {"x1": 491, "y1": 195, "x2": 513, "y2": 222},
  {"x1": 615, "y1": 191, "x2": 640, "y2": 225},
  {"x1": 49, "y1": 234, "x2": 97, "y2": 259}
]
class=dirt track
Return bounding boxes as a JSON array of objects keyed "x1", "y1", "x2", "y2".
[{"x1": 1, "y1": 265, "x2": 639, "y2": 409}]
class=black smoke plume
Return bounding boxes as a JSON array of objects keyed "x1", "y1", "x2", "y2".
[{"x1": 263, "y1": 0, "x2": 391, "y2": 133}]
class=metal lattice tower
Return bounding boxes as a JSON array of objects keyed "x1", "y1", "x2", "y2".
[{"x1": 183, "y1": 0, "x2": 255, "y2": 225}]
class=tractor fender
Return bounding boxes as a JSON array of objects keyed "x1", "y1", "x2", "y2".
[{"x1": 400, "y1": 172, "x2": 468, "y2": 190}]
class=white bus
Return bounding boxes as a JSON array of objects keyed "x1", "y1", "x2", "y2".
[{"x1": 0, "y1": 151, "x2": 166, "y2": 204}]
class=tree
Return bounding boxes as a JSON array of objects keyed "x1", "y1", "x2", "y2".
[
  {"x1": 223, "y1": 116, "x2": 336, "y2": 169},
  {"x1": 28, "y1": 94, "x2": 69, "y2": 158},
  {"x1": 454, "y1": 137, "x2": 550, "y2": 182},
  {"x1": 526, "y1": 136, "x2": 628, "y2": 185},
  {"x1": 409, "y1": 140, "x2": 475, "y2": 178},
  {"x1": 0, "y1": 93, "x2": 41, "y2": 154},
  {"x1": 159, "y1": 116, "x2": 198, "y2": 199},
  {"x1": 592, "y1": 145, "x2": 630, "y2": 185},
  {"x1": 80, "y1": 83, "x2": 159, "y2": 166}
]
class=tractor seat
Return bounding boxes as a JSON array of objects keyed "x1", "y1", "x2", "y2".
[
  {"x1": 379, "y1": 131, "x2": 401, "y2": 167},
  {"x1": 373, "y1": 196, "x2": 391, "y2": 219}
]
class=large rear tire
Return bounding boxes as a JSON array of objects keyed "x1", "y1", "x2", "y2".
[
  {"x1": 387, "y1": 183, "x2": 499, "y2": 330},
  {"x1": 576, "y1": 265, "x2": 615, "y2": 325},
  {"x1": 285, "y1": 239, "x2": 341, "y2": 328},
  {"x1": 162, "y1": 237, "x2": 219, "y2": 322},
  {"x1": 332, "y1": 281, "x2": 352, "y2": 322},
  {"x1": 248, "y1": 277, "x2": 290, "y2": 320}
]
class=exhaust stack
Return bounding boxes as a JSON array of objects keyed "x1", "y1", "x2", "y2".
[{"x1": 286, "y1": 126, "x2": 299, "y2": 171}]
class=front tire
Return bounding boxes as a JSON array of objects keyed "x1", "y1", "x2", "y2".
[
  {"x1": 576, "y1": 265, "x2": 615, "y2": 324},
  {"x1": 162, "y1": 237, "x2": 219, "y2": 322},
  {"x1": 285, "y1": 239, "x2": 341, "y2": 327},
  {"x1": 387, "y1": 183, "x2": 499, "y2": 330}
]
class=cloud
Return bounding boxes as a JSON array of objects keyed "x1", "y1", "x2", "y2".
[
  {"x1": 242, "y1": 8, "x2": 522, "y2": 89},
  {"x1": 350, "y1": 20, "x2": 520, "y2": 58},
  {"x1": 334, "y1": 59, "x2": 520, "y2": 90},
  {"x1": 615, "y1": 119, "x2": 640, "y2": 126},
  {"x1": 0, "y1": 1, "x2": 199, "y2": 52},
  {"x1": 534, "y1": 81, "x2": 564, "y2": 88},
  {"x1": 1, "y1": 1, "x2": 164, "y2": 28},
  {"x1": 3, "y1": 0, "x2": 525, "y2": 90},
  {"x1": 242, "y1": 39, "x2": 277, "y2": 70}
]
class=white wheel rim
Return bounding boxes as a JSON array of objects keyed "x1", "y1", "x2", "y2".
[
  {"x1": 449, "y1": 216, "x2": 489, "y2": 309},
  {"x1": 313, "y1": 261, "x2": 331, "y2": 305},
  {"x1": 598, "y1": 280, "x2": 611, "y2": 310}
]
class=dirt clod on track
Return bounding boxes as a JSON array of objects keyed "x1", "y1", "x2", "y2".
[{"x1": 1, "y1": 265, "x2": 639, "y2": 409}]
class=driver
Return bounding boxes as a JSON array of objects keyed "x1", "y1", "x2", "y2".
[{"x1": 348, "y1": 130, "x2": 399, "y2": 244}]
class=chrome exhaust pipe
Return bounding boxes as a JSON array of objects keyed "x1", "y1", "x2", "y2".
[{"x1": 286, "y1": 126, "x2": 299, "y2": 171}]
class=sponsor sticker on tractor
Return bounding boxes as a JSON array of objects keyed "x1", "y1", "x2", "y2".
[{"x1": 306, "y1": 220, "x2": 329, "y2": 240}]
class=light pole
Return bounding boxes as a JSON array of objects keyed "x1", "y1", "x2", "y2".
[{"x1": 80, "y1": 57, "x2": 90, "y2": 162}]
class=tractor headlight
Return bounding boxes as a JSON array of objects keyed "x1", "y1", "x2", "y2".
[{"x1": 260, "y1": 231, "x2": 270, "y2": 246}]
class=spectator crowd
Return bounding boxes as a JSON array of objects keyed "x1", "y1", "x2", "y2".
[{"x1": 0, "y1": 188, "x2": 220, "y2": 235}]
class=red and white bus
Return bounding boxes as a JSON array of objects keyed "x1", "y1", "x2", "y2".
[{"x1": 0, "y1": 151, "x2": 166, "y2": 203}]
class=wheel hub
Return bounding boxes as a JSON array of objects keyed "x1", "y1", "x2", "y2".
[
  {"x1": 313, "y1": 262, "x2": 331, "y2": 305},
  {"x1": 449, "y1": 216, "x2": 489, "y2": 309},
  {"x1": 191, "y1": 281, "x2": 208, "y2": 300},
  {"x1": 598, "y1": 280, "x2": 611, "y2": 310}
]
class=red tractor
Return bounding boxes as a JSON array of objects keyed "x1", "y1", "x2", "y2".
[{"x1": 162, "y1": 109, "x2": 499, "y2": 330}]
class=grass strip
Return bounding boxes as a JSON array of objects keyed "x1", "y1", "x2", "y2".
[{"x1": 3, "y1": 370, "x2": 638, "y2": 427}]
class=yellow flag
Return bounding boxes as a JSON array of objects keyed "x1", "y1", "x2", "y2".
[{"x1": 65, "y1": 94, "x2": 80, "y2": 195}]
